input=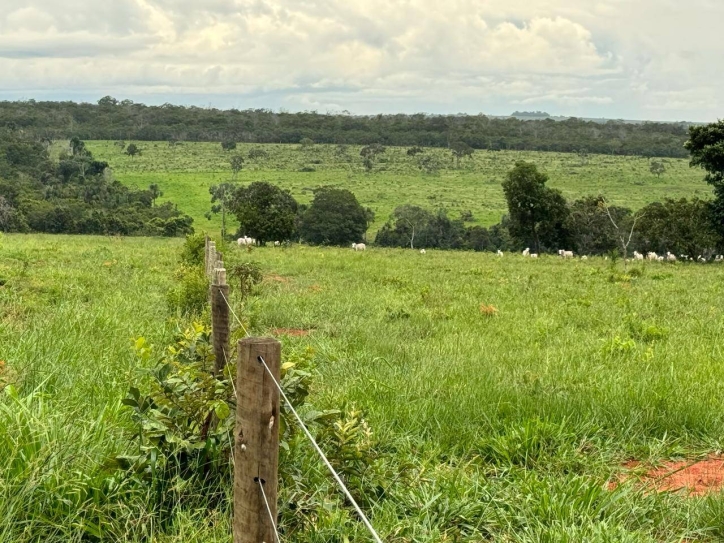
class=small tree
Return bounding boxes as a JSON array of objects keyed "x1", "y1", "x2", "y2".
[
  {"x1": 149, "y1": 184, "x2": 163, "y2": 206},
  {"x1": 125, "y1": 143, "x2": 140, "y2": 158},
  {"x1": 229, "y1": 262, "x2": 263, "y2": 300},
  {"x1": 417, "y1": 154, "x2": 443, "y2": 174},
  {"x1": 299, "y1": 138, "x2": 314, "y2": 149},
  {"x1": 450, "y1": 141, "x2": 474, "y2": 168},
  {"x1": 600, "y1": 198, "x2": 644, "y2": 270},
  {"x1": 649, "y1": 160, "x2": 666, "y2": 178},
  {"x1": 221, "y1": 140, "x2": 237, "y2": 151},
  {"x1": 206, "y1": 183, "x2": 236, "y2": 239},
  {"x1": 360, "y1": 143, "x2": 386, "y2": 172},
  {"x1": 230, "y1": 155, "x2": 244, "y2": 181},
  {"x1": 69, "y1": 137, "x2": 87, "y2": 157}
]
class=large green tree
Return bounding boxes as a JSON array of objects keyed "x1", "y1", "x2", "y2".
[
  {"x1": 502, "y1": 161, "x2": 571, "y2": 253},
  {"x1": 686, "y1": 121, "x2": 724, "y2": 242},
  {"x1": 299, "y1": 187, "x2": 369, "y2": 245},
  {"x1": 229, "y1": 181, "x2": 298, "y2": 244}
]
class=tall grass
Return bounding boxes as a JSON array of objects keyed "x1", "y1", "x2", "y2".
[{"x1": 2, "y1": 235, "x2": 724, "y2": 541}]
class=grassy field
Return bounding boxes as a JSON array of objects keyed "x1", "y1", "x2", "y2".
[
  {"x1": 83, "y1": 141, "x2": 710, "y2": 236},
  {"x1": 2, "y1": 233, "x2": 724, "y2": 541}
]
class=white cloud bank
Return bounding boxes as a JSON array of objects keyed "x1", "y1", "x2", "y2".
[{"x1": 0, "y1": 0, "x2": 721, "y2": 121}]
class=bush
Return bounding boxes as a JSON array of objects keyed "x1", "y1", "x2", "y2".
[
  {"x1": 166, "y1": 265, "x2": 208, "y2": 315},
  {"x1": 180, "y1": 232, "x2": 207, "y2": 266}
]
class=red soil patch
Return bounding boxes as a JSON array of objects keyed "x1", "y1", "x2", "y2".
[
  {"x1": 272, "y1": 328, "x2": 313, "y2": 337},
  {"x1": 610, "y1": 455, "x2": 724, "y2": 496},
  {"x1": 265, "y1": 274, "x2": 290, "y2": 283}
]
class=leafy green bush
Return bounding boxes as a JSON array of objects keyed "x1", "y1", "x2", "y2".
[
  {"x1": 180, "y1": 232, "x2": 207, "y2": 266},
  {"x1": 166, "y1": 265, "x2": 208, "y2": 315}
]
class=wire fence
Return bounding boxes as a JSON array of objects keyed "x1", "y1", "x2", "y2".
[{"x1": 218, "y1": 284, "x2": 383, "y2": 543}]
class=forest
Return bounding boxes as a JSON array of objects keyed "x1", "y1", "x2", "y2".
[{"x1": 0, "y1": 97, "x2": 692, "y2": 158}]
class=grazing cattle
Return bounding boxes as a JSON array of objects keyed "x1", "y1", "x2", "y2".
[
  {"x1": 581, "y1": 255, "x2": 588, "y2": 260},
  {"x1": 237, "y1": 236, "x2": 255, "y2": 246},
  {"x1": 715, "y1": 255, "x2": 723, "y2": 262},
  {"x1": 496, "y1": 250, "x2": 504, "y2": 257},
  {"x1": 666, "y1": 252, "x2": 677, "y2": 262},
  {"x1": 522, "y1": 248, "x2": 530, "y2": 257},
  {"x1": 633, "y1": 251, "x2": 644, "y2": 261},
  {"x1": 420, "y1": 249, "x2": 426, "y2": 254},
  {"x1": 274, "y1": 241, "x2": 281, "y2": 247},
  {"x1": 352, "y1": 243, "x2": 366, "y2": 251},
  {"x1": 647, "y1": 252, "x2": 658, "y2": 261},
  {"x1": 530, "y1": 253, "x2": 538, "y2": 259},
  {"x1": 558, "y1": 250, "x2": 574, "y2": 258}
]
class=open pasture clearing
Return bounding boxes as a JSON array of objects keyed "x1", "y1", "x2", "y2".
[
  {"x1": 2, "y1": 234, "x2": 724, "y2": 541},
  {"x1": 84, "y1": 141, "x2": 709, "y2": 234}
]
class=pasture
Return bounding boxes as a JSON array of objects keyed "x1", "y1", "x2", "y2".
[
  {"x1": 2, "y1": 233, "x2": 724, "y2": 541},
  {"x1": 83, "y1": 141, "x2": 710, "y2": 235}
]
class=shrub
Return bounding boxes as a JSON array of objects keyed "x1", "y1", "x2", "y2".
[{"x1": 166, "y1": 265, "x2": 208, "y2": 315}]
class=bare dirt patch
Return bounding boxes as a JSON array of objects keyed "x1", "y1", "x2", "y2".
[
  {"x1": 272, "y1": 328, "x2": 313, "y2": 337},
  {"x1": 265, "y1": 273, "x2": 290, "y2": 283},
  {"x1": 610, "y1": 455, "x2": 724, "y2": 496}
]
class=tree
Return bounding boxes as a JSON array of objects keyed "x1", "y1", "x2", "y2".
[
  {"x1": 206, "y1": 182, "x2": 236, "y2": 239},
  {"x1": 299, "y1": 138, "x2": 314, "y2": 149},
  {"x1": 230, "y1": 155, "x2": 244, "y2": 181},
  {"x1": 450, "y1": 141, "x2": 474, "y2": 167},
  {"x1": 686, "y1": 121, "x2": 724, "y2": 241},
  {"x1": 502, "y1": 162, "x2": 571, "y2": 253},
  {"x1": 69, "y1": 137, "x2": 86, "y2": 157},
  {"x1": 125, "y1": 143, "x2": 140, "y2": 158},
  {"x1": 599, "y1": 198, "x2": 643, "y2": 268},
  {"x1": 417, "y1": 154, "x2": 443, "y2": 175},
  {"x1": 375, "y1": 205, "x2": 464, "y2": 250},
  {"x1": 636, "y1": 198, "x2": 718, "y2": 257},
  {"x1": 299, "y1": 187, "x2": 369, "y2": 245},
  {"x1": 568, "y1": 196, "x2": 631, "y2": 255},
  {"x1": 149, "y1": 184, "x2": 163, "y2": 206},
  {"x1": 360, "y1": 143, "x2": 386, "y2": 172},
  {"x1": 649, "y1": 160, "x2": 666, "y2": 178},
  {"x1": 221, "y1": 140, "x2": 237, "y2": 151},
  {"x1": 229, "y1": 182, "x2": 298, "y2": 244}
]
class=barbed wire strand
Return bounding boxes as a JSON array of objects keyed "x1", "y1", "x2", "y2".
[
  {"x1": 218, "y1": 288, "x2": 250, "y2": 337},
  {"x1": 258, "y1": 355, "x2": 383, "y2": 543},
  {"x1": 257, "y1": 477, "x2": 282, "y2": 543}
]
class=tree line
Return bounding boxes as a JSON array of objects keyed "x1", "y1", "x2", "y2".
[
  {"x1": 0, "y1": 132, "x2": 193, "y2": 236},
  {"x1": 221, "y1": 121, "x2": 724, "y2": 257},
  {"x1": 0, "y1": 97, "x2": 694, "y2": 158}
]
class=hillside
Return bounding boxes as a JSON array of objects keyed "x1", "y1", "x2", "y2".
[{"x1": 85, "y1": 141, "x2": 710, "y2": 235}]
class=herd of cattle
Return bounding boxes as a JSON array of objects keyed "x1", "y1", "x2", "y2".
[{"x1": 238, "y1": 236, "x2": 723, "y2": 262}]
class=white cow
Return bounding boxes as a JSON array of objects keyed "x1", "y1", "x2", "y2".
[
  {"x1": 274, "y1": 241, "x2": 281, "y2": 247},
  {"x1": 420, "y1": 249, "x2": 426, "y2": 254},
  {"x1": 666, "y1": 252, "x2": 677, "y2": 262},
  {"x1": 581, "y1": 255, "x2": 588, "y2": 260},
  {"x1": 352, "y1": 243, "x2": 366, "y2": 251},
  {"x1": 558, "y1": 250, "x2": 574, "y2": 258},
  {"x1": 496, "y1": 250, "x2": 504, "y2": 257},
  {"x1": 530, "y1": 253, "x2": 538, "y2": 259},
  {"x1": 522, "y1": 248, "x2": 530, "y2": 257},
  {"x1": 647, "y1": 252, "x2": 658, "y2": 261},
  {"x1": 237, "y1": 236, "x2": 255, "y2": 246},
  {"x1": 633, "y1": 251, "x2": 644, "y2": 261}
]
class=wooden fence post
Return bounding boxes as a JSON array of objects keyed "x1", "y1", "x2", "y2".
[
  {"x1": 234, "y1": 338, "x2": 281, "y2": 543},
  {"x1": 210, "y1": 266, "x2": 230, "y2": 375}
]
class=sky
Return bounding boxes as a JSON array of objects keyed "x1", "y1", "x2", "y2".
[{"x1": 0, "y1": 0, "x2": 721, "y2": 122}]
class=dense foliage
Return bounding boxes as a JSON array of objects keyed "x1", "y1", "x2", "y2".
[
  {"x1": 298, "y1": 187, "x2": 371, "y2": 245},
  {"x1": 229, "y1": 181, "x2": 298, "y2": 244},
  {"x1": 686, "y1": 120, "x2": 724, "y2": 239},
  {"x1": 0, "y1": 131, "x2": 193, "y2": 235},
  {"x1": 0, "y1": 97, "x2": 693, "y2": 157}
]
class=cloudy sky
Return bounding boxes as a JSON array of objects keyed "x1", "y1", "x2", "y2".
[{"x1": 0, "y1": 0, "x2": 721, "y2": 121}]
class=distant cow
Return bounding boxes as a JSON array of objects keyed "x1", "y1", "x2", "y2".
[{"x1": 352, "y1": 243, "x2": 366, "y2": 251}]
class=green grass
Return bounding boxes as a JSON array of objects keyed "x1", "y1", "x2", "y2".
[
  {"x1": 3, "y1": 233, "x2": 724, "y2": 541},
  {"x1": 83, "y1": 141, "x2": 711, "y2": 236}
]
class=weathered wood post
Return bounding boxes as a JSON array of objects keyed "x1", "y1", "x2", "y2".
[
  {"x1": 234, "y1": 338, "x2": 281, "y2": 543},
  {"x1": 210, "y1": 266, "x2": 230, "y2": 375}
]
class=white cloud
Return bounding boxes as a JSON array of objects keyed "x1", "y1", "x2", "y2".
[{"x1": 0, "y1": 0, "x2": 720, "y2": 121}]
